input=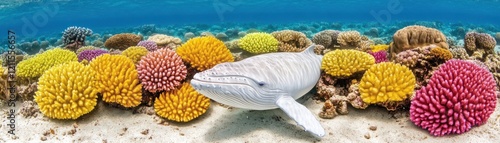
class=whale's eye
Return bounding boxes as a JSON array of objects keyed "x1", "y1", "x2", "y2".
[{"x1": 257, "y1": 82, "x2": 265, "y2": 86}]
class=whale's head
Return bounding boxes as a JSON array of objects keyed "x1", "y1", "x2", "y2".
[{"x1": 190, "y1": 62, "x2": 284, "y2": 109}]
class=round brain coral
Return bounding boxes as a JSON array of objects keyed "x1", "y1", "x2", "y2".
[
  {"x1": 137, "y1": 49, "x2": 187, "y2": 93},
  {"x1": 90, "y1": 54, "x2": 142, "y2": 108},
  {"x1": 359, "y1": 62, "x2": 415, "y2": 104},
  {"x1": 34, "y1": 62, "x2": 98, "y2": 119},
  {"x1": 78, "y1": 49, "x2": 108, "y2": 62},
  {"x1": 16, "y1": 48, "x2": 77, "y2": 78},
  {"x1": 121, "y1": 46, "x2": 149, "y2": 64},
  {"x1": 104, "y1": 33, "x2": 142, "y2": 50},
  {"x1": 410, "y1": 59, "x2": 497, "y2": 136},
  {"x1": 321, "y1": 49, "x2": 375, "y2": 77},
  {"x1": 237, "y1": 32, "x2": 279, "y2": 54},
  {"x1": 389, "y1": 25, "x2": 448, "y2": 58},
  {"x1": 137, "y1": 40, "x2": 158, "y2": 51},
  {"x1": 154, "y1": 82, "x2": 210, "y2": 122},
  {"x1": 176, "y1": 36, "x2": 234, "y2": 71}
]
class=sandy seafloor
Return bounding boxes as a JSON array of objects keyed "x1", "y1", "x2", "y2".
[{"x1": 1, "y1": 93, "x2": 499, "y2": 143}]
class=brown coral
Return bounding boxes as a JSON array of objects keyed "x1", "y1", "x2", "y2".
[
  {"x1": 104, "y1": 33, "x2": 142, "y2": 50},
  {"x1": 484, "y1": 54, "x2": 500, "y2": 88},
  {"x1": 389, "y1": 25, "x2": 448, "y2": 59},
  {"x1": 464, "y1": 32, "x2": 497, "y2": 60},
  {"x1": 312, "y1": 30, "x2": 340, "y2": 49},
  {"x1": 271, "y1": 30, "x2": 312, "y2": 52},
  {"x1": 450, "y1": 47, "x2": 469, "y2": 60},
  {"x1": 337, "y1": 31, "x2": 362, "y2": 48},
  {"x1": 430, "y1": 47, "x2": 453, "y2": 60}
]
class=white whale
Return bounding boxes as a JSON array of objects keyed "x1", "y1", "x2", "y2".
[{"x1": 190, "y1": 44, "x2": 325, "y2": 137}]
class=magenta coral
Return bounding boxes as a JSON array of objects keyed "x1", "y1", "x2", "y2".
[
  {"x1": 368, "y1": 50, "x2": 388, "y2": 63},
  {"x1": 78, "y1": 49, "x2": 108, "y2": 62},
  {"x1": 137, "y1": 40, "x2": 158, "y2": 51},
  {"x1": 137, "y1": 48, "x2": 187, "y2": 93},
  {"x1": 410, "y1": 59, "x2": 497, "y2": 136}
]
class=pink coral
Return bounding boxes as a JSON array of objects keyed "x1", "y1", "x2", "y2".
[
  {"x1": 410, "y1": 59, "x2": 497, "y2": 136},
  {"x1": 137, "y1": 40, "x2": 158, "y2": 51},
  {"x1": 368, "y1": 50, "x2": 388, "y2": 63},
  {"x1": 137, "y1": 49, "x2": 187, "y2": 93}
]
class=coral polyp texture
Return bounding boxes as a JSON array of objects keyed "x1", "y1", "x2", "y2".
[
  {"x1": 321, "y1": 49, "x2": 375, "y2": 77},
  {"x1": 76, "y1": 46, "x2": 98, "y2": 55},
  {"x1": 137, "y1": 40, "x2": 158, "y2": 51},
  {"x1": 62, "y1": 26, "x2": 93, "y2": 51},
  {"x1": 464, "y1": 32, "x2": 496, "y2": 59},
  {"x1": 429, "y1": 47, "x2": 453, "y2": 60},
  {"x1": 410, "y1": 59, "x2": 497, "y2": 136},
  {"x1": 104, "y1": 33, "x2": 142, "y2": 50},
  {"x1": 370, "y1": 44, "x2": 389, "y2": 52},
  {"x1": 121, "y1": 46, "x2": 149, "y2": 64},
  {"x1": 147, "y1": 34, "x2": 182, "y2": 49},
  {"x1": 89, "y1": 54, "x2": 142, "y2": 108},
  {"x1": 312, "y1": 30, "x2": 341, "y2": 49},
  {"x1": 176, "y1": 36, "x2": 234, "y2": 71},
  {"x1": 271, "y1": 30, "x2": 312, "y2": 52},
  {"x1": 16, "y1": 48, "x2": 77, "y2": 78},
  {"x1": 359, "y1": 62, "x2": 415, "y2": 105},
  {"x1": 78, "y1": 49, "x2": 108, "y2": 62},
  {"x1": 34, "y1": 62, "x2": 98, "y2": 119},
  {"x1": 389, "y1": 25, "x2": 448, "y2": 58},
  {"x1": 337, "y1": 31, "x2": 362, "y2": 48},
  {"x1": 154, "y1": 82, "x2": 210, "y2": 122},
  {"x1": 237, "y1": 32, "x2": 279, "y2": 54},
  {"x1": 368, "y1": 50, "x2": 388, "y2": 63},
  {"x1": 137, "y1": 49, "x2": 187, "y2": 93}
]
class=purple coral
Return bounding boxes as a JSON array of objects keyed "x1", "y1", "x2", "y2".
[
  {"x1": 137, "y1": 40, "x2": 158, "y2": 51},
  {"x1": 369, "y1": 51, "x2": 388, "y2": 63},
  {"x1": 78, "y1": 49, "x2": 108, "y2": 62}
]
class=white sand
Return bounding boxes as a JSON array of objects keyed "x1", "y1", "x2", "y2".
[{"x1": 1, "y1": 95, "x2": 500, "y2": 143}]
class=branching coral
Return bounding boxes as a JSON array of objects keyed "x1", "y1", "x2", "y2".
[
  {"x1": 154, "y1": 82, "x2": 210, "y2": 122},
  {"x1": 34, "y1": 62, "x2": 98, "y2": 119},
  {"x1": 90, "y1": 54, "x2": 142, "y2": 108},
  {"x1": 121, "y1": 46, "x2": 149, "y2": 64},
  {"x1": 147, "y1": 34, "x2": 182, "y2": 49},
  {"x1": 312, "y1": 30, "x2": 340, "y2": 49},
  {"x1": 410, "y1": 59, "x2": 497, "y2": 136},
  {"x1": 237, "y1": 32, "x2": 279, "y2": 54},
  {"x1": 137, "y1": 40, "x2": 158, "y2": 51},
  {"x1": 271, "y1": 30, "x2": 312, "y2": 52},
  {"x1": 321, "y1": 49, "x2": 375, "y2": 77},
  {"x1": 137, "y1": 49, "x2": 187, "y2": 93},
  {"x1": 464, "y1": 32, "x2": 497, "y2": 60},
  {"x1": 62, "y1": 26, "x2": 93, "y2": 51},
  {"x1": 359, "y1": 62, "x2": 415, "y2": 110},
  {"x1": 176, "y1": 36, "x2": 234, "y2": 71},
  {"x1": 104, "y1": 33, "x2": 142, "y2": 50},
  {"x1": 389, "y1": 25, "x2": 448, "y2": 59},
  {"x1": 16, "y1": 48, "x2": 77, "y2": 78}
]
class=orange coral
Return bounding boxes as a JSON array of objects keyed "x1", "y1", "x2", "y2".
[
  {"x1": 176, "y1": 36, "x2": 234, "y2": 71},
  {"x1": 430, "y1": 46, "x2": 453, "y2": 60},
  {"x1": 104, "y1": 33, "x2": 142, "y2": 50}
]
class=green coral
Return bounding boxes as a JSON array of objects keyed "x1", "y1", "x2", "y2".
[
  {"x1": 238, "y1": 32, "x2": 279, "y2": 54},
  {"x1": 16, "y1": 48, "x2": 77, "y2": 78}
]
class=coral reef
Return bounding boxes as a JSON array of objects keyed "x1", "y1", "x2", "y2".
[
  {"x1": 147, "y1": 34, "x2": 182, "y2": 49},
  {"x1": 176, "y1": 36, "x2": 234, "y2": 71},
  {"x1": 321, "y1": 49, "x2": 375, "y2": 78},
  {"x1": 154, "y1": 82, "x2": 210, "y2": 122},
  {"x1": 429, "y1": 47, "x2": 453, "y2": 60},
  {"x1": 450, "y1": 47, "x2": 469, "y2": 60},
  {"x1": 16, "y1": 48, "x2": 77, "y2": 78},
  {"x1": 90, "y1": 54, "x2": 142, "y2": 108},
  {"x1": 104, "y1": 33, "x2": 142, "y2": 50},
  {"x1": 76, "y1": 46, "x2": 98, "y2": 55},
  {"x1": 359, "y1": 62, "x2": 415, "y2": 110},
  {"x1": 271, "y1": 30, "x2": 312, "y2": 52},
  {"x1": 62, "y1": 26, "x2": 93, "y2": 51},
  {"x1": 137, "y1": 40, "x2": 158, "y2": 51},
  {"x1": 368, "y1": 50, "x2": 388, "y2": 63},
  {"x1": 317, "y1": 75, "x2": 368, "y2": 119},
  {"x1": 496, "y1": 32, "x2": 500, "y2": 42},
  {"x1": 121, "y1": 46, "x2": 149, "y2": 64},
  {"x1": 238, "y1": 32, "x2": 279, "y2": 54},
  {"x1": 464, "y1": 32, "x2": 497, "y2": 60},
  {"x1": 484, "y1": 54, "x2": 500, "y2": 88},
  {"x1": 312, "y1": 30, "x2": 340, "y2": 49},
  {"x1": 410, "y1": 59, "x2": 497, "y2": 136},
  {"x1": 370, "y1": 44, "x2": 389, "y2": 52},
  {"x1": 137, "y1": 49, "x2": 187, "y2": 93},
  {"x1": 78, "y1": 49, "x2": 108, "y2": 62},
  {"x1": 336, "y1": 31, "x2": 367, "y2": 49},
  {"x1": 389, "y1": 25, "x2": 448, "y2": 59},
  {"x1": 34, "y1": 62, "x2": 98, "y2": 119}
]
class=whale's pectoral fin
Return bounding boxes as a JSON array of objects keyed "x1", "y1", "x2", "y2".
[{"x1": 275, "y1": 95, "x2": 325, "y2": 138}]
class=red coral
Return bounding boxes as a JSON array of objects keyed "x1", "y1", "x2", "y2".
[
  {"x1": 410, "y1": 59, "x2": 497, "y2": 136},
  {"x1": 137, "y1": 49, "x2": 187, "y2": 93}
]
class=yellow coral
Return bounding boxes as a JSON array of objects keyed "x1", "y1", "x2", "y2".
[
  {"x1": 430, "y1": 47, "x2": 453, "y2": 60},
  {"x1": 154, "y1": 82, "x2": 210, "y2": 122},
  {"x1": 176, "y1": 36, "x2": 234, "y2": 71},
  {"x1": 16, "y1": 48, "x2": 77, "y2": 78},
  {"x1": 359, "y1": 62, "x2": 415, "y2": 104},
  {"x1": 76, "y1": 46, "x2": 97, "y2": 55},
  {"x1": 121, "y1": 46, "x2": 149, "y2": 64},
  {"x1": 238, "y1": 32, "x2": 279, "y2": 54},
  {"x1": 321, "y1": 50, "x2": 375, "y2": 77},
  {"x1": 370, "y1": 44, "x2": 389, "y2": 52},
  {"x1": 34, "y1": 62, "x2": 98, "y2": 119},
  {"x1": 89, "y1": 54, "x2": 142, "y2": 108}
]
